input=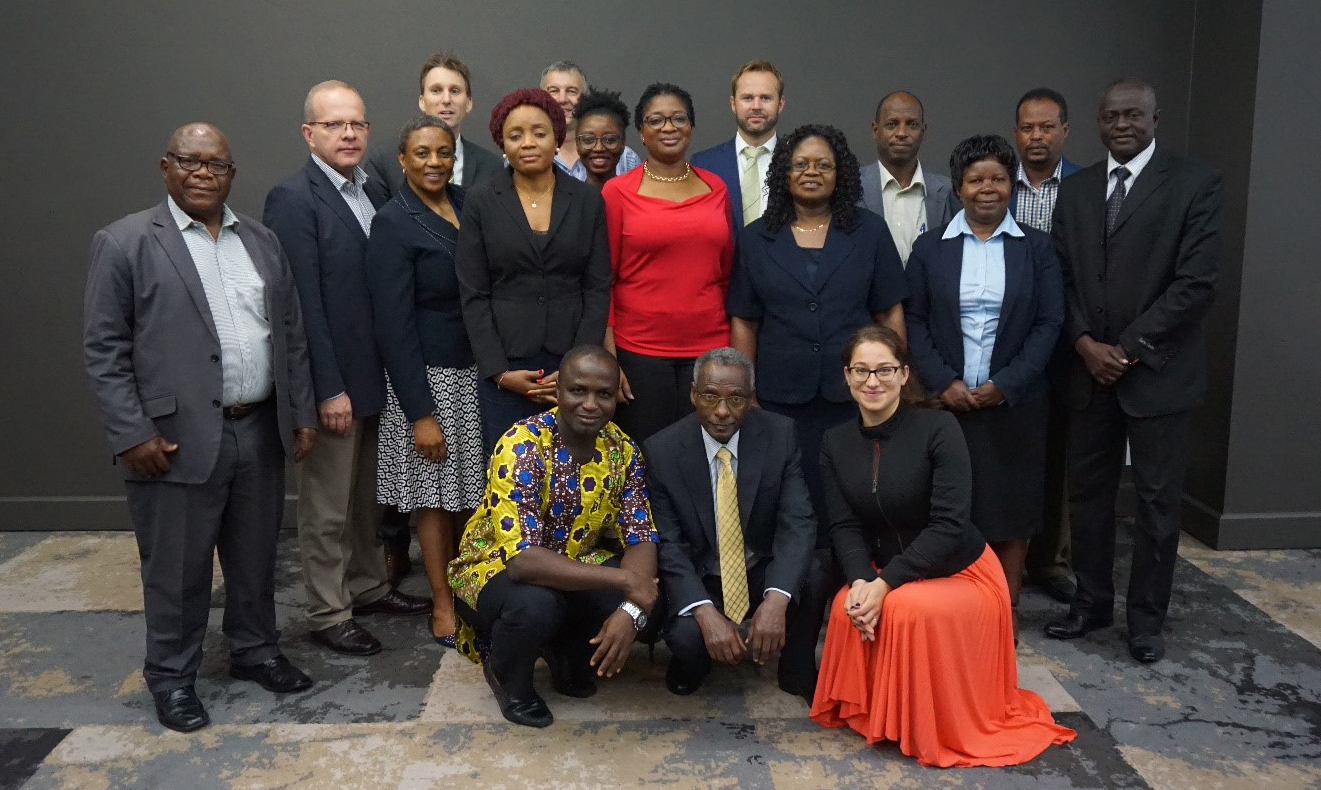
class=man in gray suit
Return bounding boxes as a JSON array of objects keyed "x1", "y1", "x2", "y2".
[
  {"x1": 859, "y1": 90, "x2": 956, "y2": 264},
  {"x1": 83, "y1": 123, "x2": 318, "y2": 732}
]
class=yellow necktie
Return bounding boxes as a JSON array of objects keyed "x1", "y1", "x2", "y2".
[
  {"x1": 740, "y1": 145, "x2": 768, "y2": 226},
  {"x1": 715, "y1": 447, "x2": 750, "y2": 622}
]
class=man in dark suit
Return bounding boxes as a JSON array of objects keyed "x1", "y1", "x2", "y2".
[
  {"x1": 1045, "y1": 79, "x2": 1222, "y2": 664},
  {"x1": 1010, "y1": 87, "x2": 1082, "y2": 605},
  {"x1": 645, "y1": 347, "x2": 827, "y2": 702},
  {"x1": 264, "y1": 80, "x2": 430, "y2": 659},
  {"x1": 364, "y1": 52, "x2": 502, "y2": 193},
  {"x1": 84, "y1": 123, "x2": 317, "y2": 731},
  {"x1": 691, "y1": 60, "x2": 786, "y2": 235}
]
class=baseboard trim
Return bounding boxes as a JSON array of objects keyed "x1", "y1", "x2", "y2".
[
  {"x1": 0, "y1": 496, "x2": 298, "y2": 531},
  {"x1": 1183, "y1": 495, "x2": 1321, "y2": 549}
]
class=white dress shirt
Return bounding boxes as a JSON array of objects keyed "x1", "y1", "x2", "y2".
[
  {"x1": 735, "y1": 131, "x2": 778, "y2": 220},
  {"x1": 450, "y1": 135, "x2": 466, "y2": 186},
  {"x1": 879, "y1": 160, "x2": 929, "y2": 262},
  {"x1": 1106, "y1": 138, "x2": 1157, "y2": 198},
  {"x1": 310, "y1": 154, "x2": 376, "y2": 234}
]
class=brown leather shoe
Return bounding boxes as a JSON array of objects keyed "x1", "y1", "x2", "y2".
[
  {"x1": 353, "y1": 588, "x2": 432, "y2": 617},
  {"x1": 311, "y1": 619, "x2": 382, "y2": 656}
]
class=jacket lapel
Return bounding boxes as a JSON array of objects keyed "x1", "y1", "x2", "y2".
[
  {"x1": 938, "y1": 234, "x2": 965, "y2": 375},
  {"x1": 995, "y1": 233, "x2": 1027, "y2": 356},
  {"x1": 545, "y1": 171, "x2": 571, "y2": 239},
  {"x1": 150, "y1": 202, "x2": 218, "y2": 341},
  {"x1": 812, "y1": 220, "x2": 856, "y2": 290},
  {"x1": 305, "y1": 159, "x2": 368, "y2": 243},
  {"x1": 735, "y1": 418, "x2": 764, "y2": 533},
  {"x1": 762, "y1": 226, "x2": 816, "y2": 294},
  {"x1": 678, "y1": 426, "x2": 718, "y2": 550},
  {"x1": 1109, "y1": 148, "x2": 1170, "y2": 237},
  {"x1": 493, "y1": 171, "x2": 539, "y2": 254},
  {"x1": 925, "y1": 180, "x2": 948, "y2": 229}
]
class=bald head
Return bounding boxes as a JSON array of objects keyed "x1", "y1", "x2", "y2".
[
  {"x1": 871, "y1": 90, "x2": 927, "y2": 169},
  {"x1": 161, "y1": 121, "x2": 234, "y2": 227},
  {"x1": 1098, "y1": 78, "x2": 1159, "y2": 163},
  {"x1": 166, "y1": 122, "x2": 229, "y2": 155},
  {"x1": 875, "y1": 90, "x2": 925, "y2": 123}
]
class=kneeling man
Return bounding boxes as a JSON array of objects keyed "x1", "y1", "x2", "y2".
[
  {"x1": 448, "y1": 346, "x2": 660, "y2": 727},
  {"x1": 646, "y1": 347, "x2": 827, "y2": 702}
]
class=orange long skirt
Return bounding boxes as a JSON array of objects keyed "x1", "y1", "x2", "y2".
[{"x1": 809, "y1": 546, "x2": 1076, "y2": 767}]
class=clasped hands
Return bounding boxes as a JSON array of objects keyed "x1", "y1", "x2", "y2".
[
  {"x1": 940, "y1": 379, "x2": 1004, "y2": 412},
  {"x1": 587, "y1": 570, "x2": 658, "y2": 679},
  {"x1": 496, "y1": 369, "x2": 558, "y2": 405},
  {"x1": 1076, "y1": 335, "x2": 1135, "y2": 386},
  {"x1": 845, "y1": 578, "x2": 891, "y2": 642},
  {"x1": 693, "y1": 593, "x2": 789, "y2": 666}
]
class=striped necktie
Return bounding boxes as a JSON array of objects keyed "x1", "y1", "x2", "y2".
[
  {"x1": 1105, "y1": 165, "x2": 1131, "y2": 237},
  {"x1": 715, "y1": 447, "x2": 750, "y2": 622}
]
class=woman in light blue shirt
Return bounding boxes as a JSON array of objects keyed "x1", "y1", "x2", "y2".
[{"x1": 902, "y1": 134, "x2": 1064, "y2": 613}]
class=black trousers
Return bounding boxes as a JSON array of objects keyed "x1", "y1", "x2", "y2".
[
  {"x1": 457, "y1": 556, "x2": 663, "y2": 698},
  {"x1": 1067, "y1": 386, "x2": 1191, "y2": 639},
  {"x1": 663, "y1": 555, "x2": 830, "y2": 685},
  {"x1": 124, "y1": 402, "x2": 284, "y2": 693},
  {"x1": 613, "y1": 347, "x2": 696, "y2": 444},
  {"x1": 760, "y1": 396, "x2": 855, "y2": 549},
  {"x1": 476, "y1": 351, "x2": 562, "y2": 453}
]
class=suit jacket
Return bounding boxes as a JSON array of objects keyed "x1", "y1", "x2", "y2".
[
  {"x1": 83, "y1": 201, "x2": 317, "y2": 484},
  {"x1": 859, "y1": 160, "x2": 958, "y2": 230},
  {"x1": 456, "y1": 167, "x2": 611, "y2": 379},
  {"x1": 1051, "y1": 147, "x2": 1222, "y2": 417},
  {"x1": 903, "y1": 223, "x2": 1064, "y2": 406},
  {"x1": 1008, "y1": 156, "x2": 1082, "y2": 218},
  {"x1": 691, "y1": 136, "x2": 777, "y2": 235},
  {"x1": 365, "y1": 184, "x2": 473, "y2": 423},
  {"x1": 727, "y1": 209, "x2": 908, "y2": 404},
  {"x1": 364, "y1": 136, "x2": 503, "y2": 194},
  {"x1": 644, "y1": 409, "x2": 817, "y2": 619},
  {"x1": 263, "y1": 157, "x2": 389, "y2": 416}
]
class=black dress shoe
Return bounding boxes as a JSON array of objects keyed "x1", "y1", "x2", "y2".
[
  {"x1": 1044, "y1": 611, "x2": 1113, "y2": 640},
  {"x1": 664, "y1": 662, "x2": 702, "y2": 696},
  {"x1": 777, "y1": 674, "x2": 816, "y2": 705},
  {"x1": 1033, "y1": 575, "x2": 1078, "y2": 604},
  {"x1": 483, "y1": 661, "x2": 553, "y2": 727},
  {"x1": 311, "y1": 619, "x2": 383, "y2": 656},
  {"x1": 1129, "y1": 634, "x2": 1166, "y2": 664},
  {"x1": 542, "y1": 649, "x2": 597, "y2": 698},
  {"x1": 230, "y1": 654, "x2": 313, "y2": 693},
  {"x1": 152, "y1": 686, "x2": 209, "y2": 733},
  {"x1": 352, "y1": 588, "x2": 432, "y2": 617}
]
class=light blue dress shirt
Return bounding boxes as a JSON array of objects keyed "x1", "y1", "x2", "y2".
[{"x1": 941, "y1": 210, "x2": 1024, "y2": 387}]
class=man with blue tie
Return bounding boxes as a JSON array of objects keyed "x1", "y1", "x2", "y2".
[{"x1": 691, "y1": 60, "x2": 786, "y2": 236}]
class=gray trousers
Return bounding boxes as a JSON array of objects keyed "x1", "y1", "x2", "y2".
[
  {"x1": 295, "y1": 416, "x2": 389, "y2": 629},
  {"x1": 125, "y1": 403, "x2": 285, "y2": 694}
]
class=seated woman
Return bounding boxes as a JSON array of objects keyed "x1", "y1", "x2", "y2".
[
  {"x1": 573, "y1": 88, "x2": 631, "y2": 191},
  {"x1": 448, "y1": 346, "x2": 661, "y2": 729},
  {"x1": 810, "y1": 325, "x2": 1074, "y2": 767},
  {"x1": 366, "y1": 115, "x2": 486, "y2": 644},
  {"x1": 904, "y1": 134, "x2": 1063, "y2": 612}
]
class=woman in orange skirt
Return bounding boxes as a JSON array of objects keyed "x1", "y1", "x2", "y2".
[{"x1": 810, "y1": 325, "x2": 1075, "y2": 767}]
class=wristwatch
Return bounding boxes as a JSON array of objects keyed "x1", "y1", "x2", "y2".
[{"x1": 618, "y1": 601, "x2": 648, "y2": 631}]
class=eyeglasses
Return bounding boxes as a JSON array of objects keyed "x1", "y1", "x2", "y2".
[
  {"x1": 166, "y1": 152, "x2": 235, "y2": 175},
  {"x1": 846, "y1": 364, "x2": 903, "y2": 383},
  {"x1": 642, "y1": 113, "x2": 691, "y2": 130},
  {"x1": 307, "y1": 120, "x2": 370, "y2": 133},
  {"x1": 576, "y1": 133, "x2": 624, "y2": 150},
  {"x1": 695, "y1": 393, "x2": 750, "y2": 409},
  {"x1": 790, "y1": 159, "x2": 836, "y2": 173}
]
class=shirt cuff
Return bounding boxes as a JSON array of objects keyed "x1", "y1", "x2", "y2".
[
  {"x1": 678, "y1": 599, "x2": 713, "y2": 617},
  {"x1": 764, "y1": 588, "x2": 792, "y2": 602},
  {"x1": 319, "y1": 392, "x2": 346, "y2": 404}
]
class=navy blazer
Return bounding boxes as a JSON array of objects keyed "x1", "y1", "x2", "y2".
[
  {"x1": 365, "y1": 184, "x2": 473, "y2": 423},
  {"x1": 1007, "y1": 156, "x2": 1082, "y2": 219},
  {"x1": 904, "y1": 220, "x2": 1064, "y2": 406},
  {"x1": 728, "y1": 209, "x2": 908, "y2": 403},
  {"x1": 263, "y1": 157, "x2": 389, "y2": 416},
  {"x1": 691, "y1": 136, "x2": 759, "y2": 235}
]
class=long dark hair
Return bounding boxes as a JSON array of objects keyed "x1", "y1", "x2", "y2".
[{"x1": 763, "y1": 124, "x2": 861, "y2": 232}]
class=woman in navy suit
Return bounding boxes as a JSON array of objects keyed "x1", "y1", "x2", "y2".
[
  {"x1": 728, "y1": 124, "x2": 908, "y2": 542},
  {"x1": 903, "y1": 134, "x2": 1064, "y2": 611}
]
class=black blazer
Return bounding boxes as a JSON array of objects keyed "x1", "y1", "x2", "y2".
[
  {"x1": 263, "y1": 157, "x2": 389, "y2": 416},
  {"x1": 728, "y1": 209, "x2": 908, "y2": 404},
  {"x1": 644, "y1": 408, "x2": 817, "y2": 619},
  {"x1": 364, "y1": 136, "x2": 504, "y2": 194},
  {"x1": 1052, "y1": 147, "x2": 1222, "y2": 417},
  {"x1": 365, "y1": 184, "x2": 473, "y2": 422},
  {"x1": 904, "y1": 221, "x2": 1064, "y2": 406},
  {"x1": 456, "y1": 168, "x2": 612, "y2": 379}
]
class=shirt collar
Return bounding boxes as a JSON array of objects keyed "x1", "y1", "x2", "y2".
[
  {"x1": 1016, "y1": 158, "x2": 1063, "y2": 188},
  {"x1": 1106, "y1": 138, "x2": 1156, "y2": 182},
  {"x1": 942, "y1": 208, "x2": 1024, "y2": 240},
  {"x1": 701, "y1": 427, "x2": 741, "y2": 466},
  {"x1": 879, "y1": 160, "x2": 926, "y2": 193},
  {"x1": 310, "y1": 153, "x2": 369, "y2": 191},
  {"x1": 166, "y1": 194, "x2": 237, "y2": 231},
  {"x1": 735, "y1": 132, "x2": 776, "y2": 157}
]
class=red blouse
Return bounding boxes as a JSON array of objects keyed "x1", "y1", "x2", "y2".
[{"x1": 602, "y1": 165, "x2": 734, "y2": 356}]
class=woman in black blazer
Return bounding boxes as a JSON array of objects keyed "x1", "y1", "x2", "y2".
[
  {"x1": 457, "y1": 88, "x2": 612, "y2": 450},
  {"x1": 366, "y1": 115, "x2": 486, "y2": 644},
  {"x1": 728, "y1": 124, "x2": 908, "y2": 541},
  {"x1": 903, "y1": 134, "x2": 1064, "y2": 608}
]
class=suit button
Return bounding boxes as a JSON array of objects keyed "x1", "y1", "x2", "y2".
[
  {"x1": 212, "y1": 400, "x2": 221, "y2": 408},
  {"x1": 1095, "y1": 307, "x2": 1103, "y2": 314},
  {"x1": 210, "y1": 354, "x2": 220, "y2": 362},
  {"x1": 808, "y1": 301, "x2": 818, "y2": 311},
  {"x1": 812, "y1": 343, "x2": 821, "y2": 352},
  {"x1": 1097, "y1": 273, "x2": 1104, "y2": 282},
  {"x1": 537, "y1": 296, "x2": 546, "y2": 305}
]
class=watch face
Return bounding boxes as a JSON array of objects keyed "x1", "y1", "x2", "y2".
[{"x1": 636, "y1": 612, "x2": 648, "y2": 629}]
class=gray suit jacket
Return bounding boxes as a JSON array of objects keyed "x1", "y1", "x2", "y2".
[
  {"x1": 83, "y1": 200, "x2": 317, "y2": 484},
  {"x1": 858, "y1": 160, "x2": 958, "y2": 230}
]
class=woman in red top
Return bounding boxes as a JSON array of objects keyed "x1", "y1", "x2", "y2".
[{"x1": 602, "y1": 83, "x2": 734, "y2": 442}]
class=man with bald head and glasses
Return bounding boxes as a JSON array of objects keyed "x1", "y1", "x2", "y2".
[{"x1": 84, "y1": 122, "x2": 318, "y2": 731}]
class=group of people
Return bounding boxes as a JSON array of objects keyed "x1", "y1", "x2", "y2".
[{"x1": 82, "y1": 51, "x2": 1221, "y2": 770}]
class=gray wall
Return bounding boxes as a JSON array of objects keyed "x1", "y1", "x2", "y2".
[{"x1": 2, "y1": 0, "x2": 1201, "y2": 529}]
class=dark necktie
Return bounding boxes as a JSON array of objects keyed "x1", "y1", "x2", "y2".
[{"x1": 1105, "y1": 165, "x2": 1131, "y2": 237}]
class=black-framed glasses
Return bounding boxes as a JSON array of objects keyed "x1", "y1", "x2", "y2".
[
  {"x1": 576, "y1": 133, "x2": 624, "y2": 150},
  {"x1": 166, "y1": 152, "x2": 235, "y2": 175},
  {"x1": 790, "y1": 159, "x2": 836, "y2": 173},
  {"x1": 307, "y1": 120, "x2": 370, "y2": 133},
  {"x1": 695, "y1": 393, "x2": 750, "y2": 409},
  {"x1": 846, "y1": 364, "x2": 903, "y2": 383},
  {"x1": 642, "y1": 113, "x2": 691, "y2": 130}
]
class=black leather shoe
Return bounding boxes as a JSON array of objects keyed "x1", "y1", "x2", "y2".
[
  {"x1": 230, "y1": 654, "x2": 313, "y2": 693},
  {"x1": 152, "y1": 686, "x2": 209, "y2": 733},
  {"x1": 665, "y1": 662, "x2": 702, "y2": 696},
  {"x1": 542, "y1": 649, "x2": 596, "y2": 698},
  {"x1": 483, "y1": 661, "x2": 553, "y2": 727},
  {"x1": 1033, "y1": 575, "x2": 1078, "y2": 604},
  {"x1": 1044, "y1": 611, "x2": 1113, "y2": 640},
  {"x1": 311, "y1": 619, "x2": 382, "y2": 656},
  {"x1": 352, "y1": 588, "x2": 432, "y2": 617},
  {"x1": 777, "y1": 674, "x2": 816, "y2": 705},
  {"x1": 1129, "y1": 635, "x2": 1166, "y2": 664}
]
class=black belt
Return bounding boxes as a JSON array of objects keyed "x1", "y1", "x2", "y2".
[{"x1": 223, "y1": 399, "x2": 269, "y2": 420}]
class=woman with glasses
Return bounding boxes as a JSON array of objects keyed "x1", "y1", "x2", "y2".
[
  {"x1": 572, "y1": 88, "x2": 630, "y2": 191},
  {"x1": 727, "y1": 125, "x2": 907, "y2": 541},
  {"x1": 810, "y1": 325, "x2": 1074, "y2": 767},
  {"x1": 601, "y1": 82, "x2": 734, "y2": 442},
  {"x1": 902, "y1": 135, "x2": 1063, "y2": 613}
]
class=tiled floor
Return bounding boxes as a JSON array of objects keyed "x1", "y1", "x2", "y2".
[{"x1": 1, "y1": 526, "x2": 1318, "y2": 790}]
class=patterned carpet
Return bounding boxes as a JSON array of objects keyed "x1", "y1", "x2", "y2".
[{"x1": 0, "y1": 525, "x2": 1318, "y2": 789}]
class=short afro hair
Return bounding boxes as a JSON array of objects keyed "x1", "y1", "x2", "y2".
[
  {"x1": 949, "y1": 134, "x2": 1018, "y2": 190},
  {"x1": 574, "y1": 87, "x2": 630, "y2": 134},
  {"x1": 488, "y1": 88, "x2": 567, "y2": 148}
]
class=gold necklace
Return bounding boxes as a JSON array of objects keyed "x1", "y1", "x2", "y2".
[
  {"x1": 791, "y1": 218, "x2": 829, "y2": 232},
  {"x1": 643, "y1": 160, "x2": 691, "y2": 183},
  {"x1": 516, "y1": 181, "x2": 554, "y2": 208}
]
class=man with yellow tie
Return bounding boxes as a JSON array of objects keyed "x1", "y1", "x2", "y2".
[{"x1": 644, "y1": 347, "x2": 827, "y2": 702}]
